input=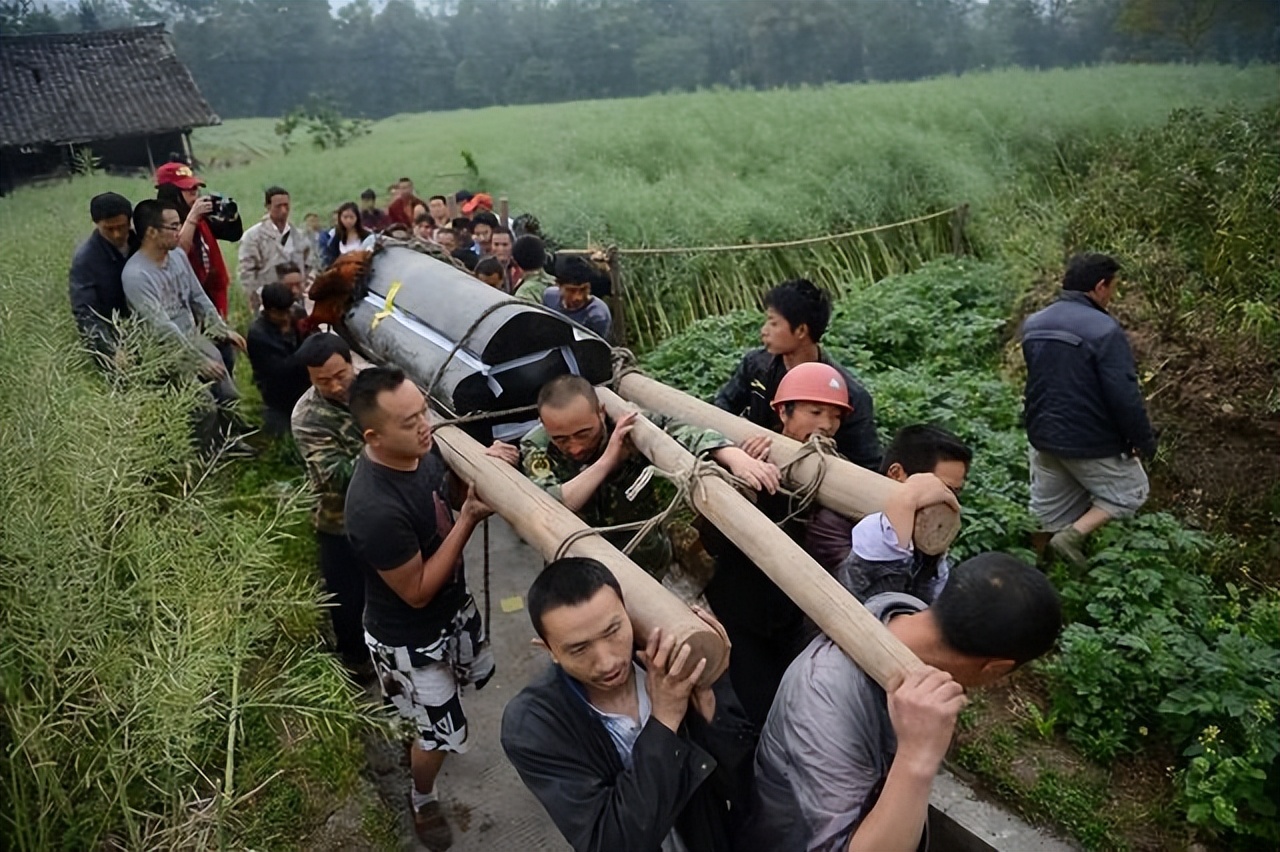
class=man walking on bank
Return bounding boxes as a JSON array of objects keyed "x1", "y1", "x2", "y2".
[{"x1": 1020, "y1": 252, "x2": 1157, "y2": 568}]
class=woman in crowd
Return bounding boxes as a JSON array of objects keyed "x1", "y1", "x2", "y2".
[{"x1": 321, "y1": 201, "x2": 372, "y2": 267}]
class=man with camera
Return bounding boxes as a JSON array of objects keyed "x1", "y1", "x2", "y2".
[{"x1": 155, "y1": 162, "x2": 242, "y2": 373}]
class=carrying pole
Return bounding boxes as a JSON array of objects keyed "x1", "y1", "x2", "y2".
[
  {"x1": 596, "y1": 389, "x2": 922, "y2": 690},
  {"x1": 614, "y1": 373, "x2": 959, "y2": 555},
  {"x1": 434, "y1": 424, "x2": 729, "y2": 685}
]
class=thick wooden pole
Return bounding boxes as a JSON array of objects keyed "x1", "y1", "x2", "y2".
[
  {"x1": 615, "y1": 372, "x2": 959, "y2": 555},
  {"x1": 596, "y1": 389, "x2": 922, "y2": 691},
  {"x1": 433, "y1": 424, "x2": 728, "y2": 685}
]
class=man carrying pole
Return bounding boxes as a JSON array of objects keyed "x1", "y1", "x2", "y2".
[
  {"x1": 344, "y1": 366, "x2": 495, "y2": 851},
  {"x1": 749, "y1": 553, "x2": 1061, "y2": 852},
  {"x1": 485, "y1": 375, "x2": 779, "y2": 586}
]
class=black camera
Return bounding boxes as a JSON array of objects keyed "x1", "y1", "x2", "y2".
[{"x1": 207, "y1": 193, "x2": 238, "y2": 220}]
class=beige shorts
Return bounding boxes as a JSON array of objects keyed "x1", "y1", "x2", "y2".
[{"x1": 1029, "y1": 447, "x2": 1150, "y2": 531}]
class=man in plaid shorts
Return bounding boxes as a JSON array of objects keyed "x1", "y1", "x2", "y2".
[{"x1": 345, "y1": 366, "x2": 494, "y2": 851}]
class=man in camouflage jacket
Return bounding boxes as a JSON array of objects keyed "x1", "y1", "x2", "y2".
[
  {"x1": 487, "y1": 375, "x2": 781, "y2": 581},
  {"x1": 291, "y1": 333, "x2": 368, "y2": 672}
]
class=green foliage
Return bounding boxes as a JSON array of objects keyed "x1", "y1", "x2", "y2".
[
  {"x1": 952, "y1": 736, "x2": 1128, "y2": 851},
  {"x1": 460, "y1": 149, "x2": 481, "y2": 185},
  {"x1": 1045, "y1": 513, "x2": 1280, "y2": 845},
  {"x1": 69, "y1": 144, "x2": 101, "y2": 176},
  {"x1": 0, "y1": 279, "x2": 373, "y2": 844},
  {"x1": 645, "y1": 253, "x2": 1280, "y2": 848},
  {"x1": 168, "y1": 65, "x2": 1280, "y2": 347},
  {"x1": 1064, "y1": 103, "x2": 1280, "y2": 354},
  {"x1": 276, "y1": 96, "x2": 372, "y2": 155}
]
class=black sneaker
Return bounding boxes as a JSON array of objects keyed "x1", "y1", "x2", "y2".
[{"x1": 407, "y1": 794, "x2": 453, "y2": 851}]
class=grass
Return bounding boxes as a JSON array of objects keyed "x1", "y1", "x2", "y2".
[
  {"x1": 0, "y1": 226, "x2": 378, "y2": 849},
  {"x1": 185, "y1": 63, "x2": 1278, "y2": 348}
]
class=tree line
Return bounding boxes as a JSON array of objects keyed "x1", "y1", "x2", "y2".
[{"x1": 3, "y1": 0, "x2": 1277, "y2": 119}]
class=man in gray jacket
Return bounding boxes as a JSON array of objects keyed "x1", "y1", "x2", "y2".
[
  {"x1": 123, "y1": 200, "x2": 246, "y2": 450},
  {"x1": 750, "y1": 553, "x2": 1061, "y2": 852},
  {"x1": 1020, "y1": 253, "x2": 1157, "y2": 567}
]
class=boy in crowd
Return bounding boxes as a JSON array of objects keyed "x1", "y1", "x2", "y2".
[
  {"x1": 345, "y1": 367, "x2": 494, "y2": 850},
  {"x1": 359, "y1": 188, "x2": 388, "y2": 231},
  {"x1": 716, "y1": 278, "x2": 880, "y2": 471},
  {"x1": 451, "y1": 217, "x2": 473, "y2": 254},
  {"x1": 751, "y1": 553, "x2": 1062, "y2": 852},
  {"x1": 502, "y1": 557, "x2": 755, "y2": 852},
  {"x1": 473, "y1": 256, "x2": 505, "y2": 289},
  {"x1": 433, "y1": 228, "x2": 457, "y2": 253},
  {"x1": 825, "y1": 425, "x2": 971, "y2": 603},
  {"x1": 512, "y1": 235, "x2": 554, "y2": 305},
  {"x1": 490, "y1": 226, "x2": 516, "y2": 291},
  {"x1": 414, "y1": 211, "x2": 436, "y2": 243},
  {"x1": 485, "y1": 375, "x2": 778, "y2": 582},
  {"x1": 470, "y1": 211, "x2": 499, "y2": 256},
  {"x1": 427, "y1": 194, "x2": 452, "y2": 230},
  {"x1": 543, "y1": 255, "x2": 612, "y2": 339},
  {"x1": 246, "y1": 282, "x2": 311, "y2": 436},
  {"x1": 70, "y1": 191, "x2": 135, "y2": 361}
]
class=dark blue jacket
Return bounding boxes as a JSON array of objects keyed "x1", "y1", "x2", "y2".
[
  {"x1": 69, "y1": 230, "x2": 132, "y2": 356},
  {"x1": 246, "y1": 315, "x2": 311, "y2": 416},
  {"x1": 1020, "y1": 291, "x2": 1156, "y2": 460}
]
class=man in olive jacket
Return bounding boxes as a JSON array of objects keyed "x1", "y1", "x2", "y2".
[{"x1": 502, "y1": 557, "x2": 756, "y2": 852}]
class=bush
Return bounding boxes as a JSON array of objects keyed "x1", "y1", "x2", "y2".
[
  {"x1": 276, "y1": 96, "x2": 372, "y2": 154},
  {"x1": 643, "y1": 258, "x2": 1035, "y2": 559},
  {"x1": 0, "y1": 279, "x2": 372, "y2": 849},
  {"x1": 1063, "y1": 103, "x2": 1280, "y2": 353},
  {"x1": 643, "y1": 258, "x2": 1280, "y2": 847},
  {"x1": 1045, "y1": 513, "x2": 1280, "y2": 845}
]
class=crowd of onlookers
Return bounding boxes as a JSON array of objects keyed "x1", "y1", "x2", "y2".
[
  {"x1": 69, "y1": 164, "x2": 614, "y2": 449},
  {"x1": 68, "y1": 158, "x2": 1155, "y2": 852}
]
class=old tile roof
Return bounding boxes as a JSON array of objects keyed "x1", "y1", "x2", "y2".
[{"x1": 0, "y1": 24, "x2": 219, "y2": 148}]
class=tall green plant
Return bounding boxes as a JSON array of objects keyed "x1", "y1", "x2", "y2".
[
  {"x1": 1063, "y1": 104, "x2": 1280, "y2": 353},
  {"x1": 0, "y1": 283, "x2": 373, "y2": 849}
]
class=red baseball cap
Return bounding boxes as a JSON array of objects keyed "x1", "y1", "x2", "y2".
[
  {"x1": 461, "y1": 192, "x2": 493, "y2": 215},
  {"x1": 154, "y1": 162, "x2": 204, "y2": 190}
]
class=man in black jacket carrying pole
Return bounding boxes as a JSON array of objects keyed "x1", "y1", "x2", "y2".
[
  {"x1": 502, "y1": 557, "x2": 756, "y2": 852},
  {"x1": 1020, "y1": 253, "x2": 1158, "y2": 568}
]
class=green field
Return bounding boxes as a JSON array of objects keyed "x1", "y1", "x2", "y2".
[
  {"x1": 2, "y1": 64, "x2": 1278, "y2": 850},
  {"x1": 20, "y1": 62, "x2": 1277, "y2": 348}
]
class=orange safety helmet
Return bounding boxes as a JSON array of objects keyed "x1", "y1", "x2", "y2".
[{"x1": 772, "y1": 362, "x2": 853, "y2": 413}]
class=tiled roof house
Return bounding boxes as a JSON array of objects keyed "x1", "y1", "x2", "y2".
[{"x1": 0, "y1": 24, "x2": 219, "y2": 191}]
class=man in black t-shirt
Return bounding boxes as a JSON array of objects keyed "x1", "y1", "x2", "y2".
[{"x1": 345, "y1": 366, "x2": 494, "y2": 851}]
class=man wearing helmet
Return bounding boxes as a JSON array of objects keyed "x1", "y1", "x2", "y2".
[{"x1": 701, "y1": 362, "x2": 858, "y2": 725}]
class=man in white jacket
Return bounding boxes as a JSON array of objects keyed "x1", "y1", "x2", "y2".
[{"x1": 238, "y1": 185, "x2": 312, "y2": 312}]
